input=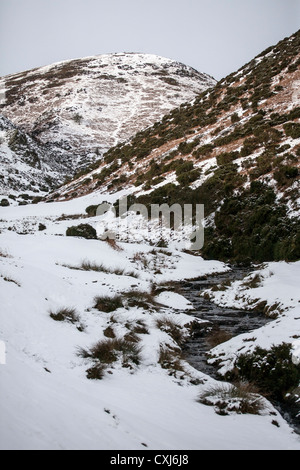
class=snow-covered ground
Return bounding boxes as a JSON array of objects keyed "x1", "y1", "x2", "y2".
[{"x1": 0, "y1": 195, "x2": 300, "y2": 450}]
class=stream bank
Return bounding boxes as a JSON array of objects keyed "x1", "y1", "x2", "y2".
[{"x1": 177, "y1": 267, "x2": 300, "y2": 434}]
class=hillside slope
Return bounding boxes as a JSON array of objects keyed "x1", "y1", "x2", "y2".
[
  {"x1": 53, "y1": 31, "x2": 300, "y2": 263},
  {"x1": 0, "y1": 114, "x2": 67, "y2": 199},
  {"x1": 0, "y1": 53, "x2": 215, "y2": 193}
]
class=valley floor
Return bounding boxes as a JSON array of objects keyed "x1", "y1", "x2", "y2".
[{"x1": 0, "y1": 194, "x2": 300, "y2": 450}]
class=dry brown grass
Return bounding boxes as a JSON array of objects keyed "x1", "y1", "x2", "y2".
[
  {"x1": 206, "y1": 327, "x2": 233, "y2": 349},
  {"x1": 156, "y1": 317, "x2": 186, "y2": 346},
  {"x1": 198, "y1": 381, "x2": 266, "y2": 415},
  {"x1": 49, "y1": 307, "x2": 85, "y2": 331}
]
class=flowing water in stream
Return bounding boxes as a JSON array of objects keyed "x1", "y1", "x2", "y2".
[
  {"x1": 180, "y1": 267, "x2": 270, "y2": 378},
  {"x1": 178, "y1": 267, "x2": 300, "y2": 433}
]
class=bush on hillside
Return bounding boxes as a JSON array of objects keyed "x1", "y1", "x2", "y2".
[
  {"x1": 202, "y1": 182, "x2": 300, "y2": 263},
  {"x1": 66, "y1": 224, "x2": 97, "y2": 240},
  {"x1": 284, "y1": 122, "x2": 300, "y2": 139},
  {"x1": 0, "y1": 199, "x2": 10, "y2": 207},
  {"x1": 236, "y1": 343, "x2": 300, "y2": 400}
]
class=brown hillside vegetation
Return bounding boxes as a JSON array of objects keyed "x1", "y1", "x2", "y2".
[{"x1": 50, "y1": 31, "x2": 300, "y2": 263}]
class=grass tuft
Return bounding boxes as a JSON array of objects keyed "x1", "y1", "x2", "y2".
[
  {"x1": 77, "y1": 337, "x2": 142, "y2": 377},
  {"x1": 156, "y1": 317, "x2": 186, "y2": 346},
  {"x1": 49, "y1": 307, "x2": 84, "y2": 331},
  {"x1": 158, "y1": 346, "x2": 185, "y2": 376},
  {"x1": 62, "y1": 260, "x2": 139, "y2": 278},
  {"x1": 94, "y1": 294, "x2": 123, "y2": 313},
  {"x1": 198, "y1": 382, "x2": 266, "y2": 415}
]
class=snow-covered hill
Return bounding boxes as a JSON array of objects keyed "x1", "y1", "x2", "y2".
[{"x1": 0, "y1": 53, "x2": 215, "y2": 194}]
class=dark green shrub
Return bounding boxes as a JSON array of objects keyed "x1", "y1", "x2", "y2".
[
  {"x1": 177, "y1": 169, "x2": 200, "y2": 186},
  {"x1": 8, "y1": 129, "x2": 27, "y2": 151},
  {"x1": 0, "y1": 199, "x2": 10, "y2": 207},
  {"x1": 236, "y1": 343, "x2": 300, "y2": 400},
  {"x1": 193, "y1": 144, "x2": 214, "y2": 159},
  {"x1": 240, "y1": 137, "x2": 260, "y2": 158},
  {"x1": 202, "y1": 182, "x2": 300, "y2": 263},
  {"x1": 231, "y1": 113, "x2": 240, "y2": 123},
  {"x1": 178, "y1": 140, "x2": 199, "y2": 155},
  {"x1": 274, "y1": 165, "x2": 299, "y2": 187},
  {"x1": 32, "y1": 196, "x2": 44, "y2": 204},
  {"x1": 85, "y1": 204, "x2": 99, "y2": 217},
  {"x1": 284, "y1": 122, "x2": 300, "y2": 139},
  {"x1": 216, "y1": 151, "x2": 240, "y2": 166},
  {"x1": 66, "y1": 224, "x2": 97, "y2": 239}
]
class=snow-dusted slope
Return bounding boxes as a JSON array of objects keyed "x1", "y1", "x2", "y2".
[
  {"x1": 0, "y1": 53, "x2": 215, "y2": 187},
  {"x1": 0, "y1": 114, "x2": 64, "y2": 197}
]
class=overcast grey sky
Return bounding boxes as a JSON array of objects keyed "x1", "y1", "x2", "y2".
[{"x1": 0, "y1": 0, "x2": 299, "y2": 80}]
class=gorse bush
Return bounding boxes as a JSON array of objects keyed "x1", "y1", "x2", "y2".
[
  {"x1": 273, "y1": 165, "x2": 299, "y2": 187},
  {"x1": 85, "y1": 204, "x2": 99, "y2": 217},
  {"x1": 236, "y1": 343, "x2": 300, "y2": 400},
  {"x1": 0, "y1": 198, "x2": 10, "y2": 207},
  {"x1": 283, "y1": 122, "x2": 300, "y2": 139},
  {"x1": 202, "y1": 182, "x2": 300, "y2": 263},
  {"x1": 66, "y1": 224, "x2": 97, "y2": 240}
]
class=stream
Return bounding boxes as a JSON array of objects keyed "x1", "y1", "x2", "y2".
[
  {"x1": 180, "y1": 267, "x2": 269, "y2": 378},
  {"x1": 178, "y1": 267, "x2": 300, "y2": 434}
]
